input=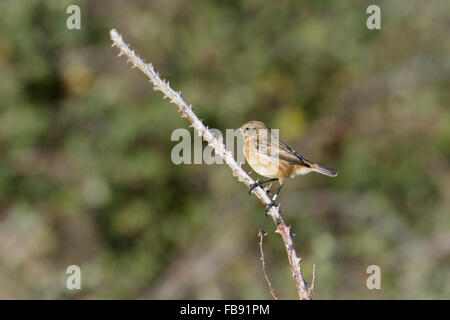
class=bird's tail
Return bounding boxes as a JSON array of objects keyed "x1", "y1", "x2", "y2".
[{"x1": 311, "y1": 164, "x2": 338, "y2": 177}]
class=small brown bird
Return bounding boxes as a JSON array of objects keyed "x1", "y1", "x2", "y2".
[{"x1": 239, "y1": 121, "x2": 337, "y2": 211}]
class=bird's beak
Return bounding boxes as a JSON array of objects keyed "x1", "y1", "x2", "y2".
[{"x1": 235, "y1": 128, "x2": 240, "y2": 133}]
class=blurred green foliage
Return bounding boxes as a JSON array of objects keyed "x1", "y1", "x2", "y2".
[{"x1": 0, "y1": 0, "x2": 449, "y2": 299}]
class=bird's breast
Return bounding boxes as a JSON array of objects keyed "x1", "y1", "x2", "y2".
[{"x1": 244, "y1": 138, "x2": 294, "y2": 178}]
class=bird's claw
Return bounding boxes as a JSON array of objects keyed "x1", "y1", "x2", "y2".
[
  {"x1": 265, "y1": 201, "x2": 277, "y2": 215},
  {"x1": 248, "y1": 182, "x2": 260, "y2": 195}
]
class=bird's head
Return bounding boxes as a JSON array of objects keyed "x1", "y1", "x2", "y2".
[{"x1": 239, "y1": 121, "x2": 270, "y2": 139}]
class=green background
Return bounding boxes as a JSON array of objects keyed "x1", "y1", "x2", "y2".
[{"x1": 0, "y1": 0, "x2": 449, "y2": 299}]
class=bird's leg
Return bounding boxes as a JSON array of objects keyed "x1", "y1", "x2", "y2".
[
  {"x1": 249, "y1": 178, "x2": 278, "y2": 194},
  {"x1": 271, "y1": 182, "x2": 284, "y2": 202},
  {"x1": 265, "y1": 181, "x2": 284, "y2": 215}
]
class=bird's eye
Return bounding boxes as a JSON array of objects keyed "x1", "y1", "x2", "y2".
[{"x1": 246, "y1": 127, "x2": 250, "y2": 131}]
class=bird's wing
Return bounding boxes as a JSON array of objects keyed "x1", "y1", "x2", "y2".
[
  {"x1": 275, "y1": 139, "x2": 311, "y2": 166},
  {"x1": 257, "y1": 133, "x2": 312, "y2": 167}
]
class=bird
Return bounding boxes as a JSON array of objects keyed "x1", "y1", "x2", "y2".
[{"x1": 238, "y1": 120, "x2": 337, "y2": 212}]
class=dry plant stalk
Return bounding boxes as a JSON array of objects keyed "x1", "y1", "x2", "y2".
[
  {"x1": 110, "y1": 28, "x2": 314, "y2": 300},
  {"x1": 258, "y1": 229, "x2": 278, "y2": 300}
]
